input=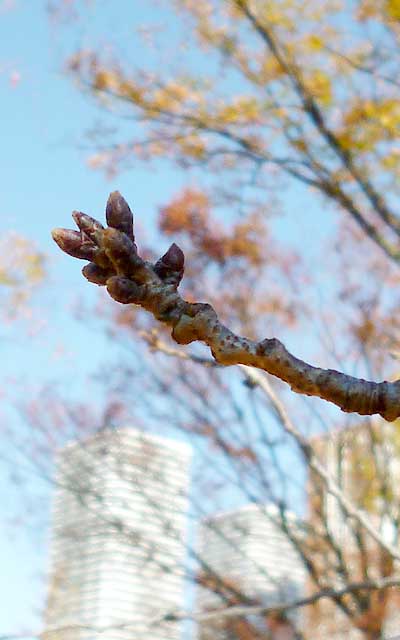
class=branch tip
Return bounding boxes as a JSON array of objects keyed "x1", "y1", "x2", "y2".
[
  {"x1": 72, "y1": 211, "x2": 104, "y2": 242},
  {"x1": 106, "y1": 191, "x2": 135, "y2": 240},
  {"x1": 51, "y1": 227, "x2": 98, "y2": 261},
  {"x1": 154, "y1": 242, "x2": 185, "y2": 286}
]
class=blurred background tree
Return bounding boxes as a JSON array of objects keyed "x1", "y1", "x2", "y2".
[{"x1": 0, "y1": 232, "x2": 45, "y2": 320}]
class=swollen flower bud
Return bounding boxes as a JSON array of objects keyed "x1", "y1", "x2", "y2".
[
  {"x1": 102, "y1": 227, "x2": 142, "y2": 274},
  {"x1": 106, "y1": 276, "x2": 144, "y2": 304},
  {"x1": 106, "y1": 191, "x2": 135, "y2": 241},
  {"x1": 51, "y1": 228, "x2": 98, "y2": 261},
  {"x1": 82, "y1": 263, "x2": 114, "y2": 285},
  {"x1": 72, "y1": 211, "x2": 104, "y2": 243},
  {"x1": 154, "y1": 243, "x2": 185, "y2": 287}
]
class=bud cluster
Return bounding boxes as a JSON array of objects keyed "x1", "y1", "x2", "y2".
[{"x1": 52, "y1": 191, "x2": 185, "y2": 305}]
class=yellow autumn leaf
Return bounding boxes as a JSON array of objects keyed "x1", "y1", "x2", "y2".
[
  {"x1": 92, "y1": 69, "x2": 117, "y2": 92},
  {"x1": 218, "y1": 97, "x2": 261, "y2": 124},
  {"x1": 385, "y1": 0, "x2": 400, "y2": 20},
  {"x1": 307, "y1": 34, "x2": 324, "y2": 51},
  {"x1": 0, "y1": 233, "x2": 46, "y2": 318},
  {"x1": 179, "y1": 135, "x2": 207, "y2": 159},
  {"x1": 306, "y1": 70, "x2": 332, "y2": 107},
  {"x1": 339, "y1": 98, "x2": 400, "y2": 152},
  {"x1": 357, "y1": 0, "x2": 379, "y2": 20},
  {"x1": 260, "y1": 56, "x2": 286, "y2": 82},
  {"x1": 382, "y1": 152, "x2": 400, "y2": 170}
]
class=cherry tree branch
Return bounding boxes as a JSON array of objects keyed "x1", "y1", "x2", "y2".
[
  {"x1": 161, "y1": 574, "x2": 400, "y2": 626},
  {"x1": 52, "y1": 192, "x2": 400, "y2": 421},
  {"x1": 135, "y1": 331, "x2": 400, "y2": 560},
  {"x1": 239, "y1": 367, "x2": 400, "y2": 560}
]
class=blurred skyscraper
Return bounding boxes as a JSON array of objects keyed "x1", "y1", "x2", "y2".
[
  {"x1": 307, "y1": 424, "x2": 400, "y2": 639},
  {"x1": 196, "y1": 503, "x2": 306, "y2": 639},
  {"x1": 42, "y1": 427, "x2": 191, "y2": 640}
]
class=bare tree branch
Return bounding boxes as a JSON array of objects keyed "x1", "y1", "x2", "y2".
[
  {"x1": 6, "y1": 575, "x2": 398, "y2": 640},
  {"x1": 135, "y1": 331, "x2": 400, "y2": 562},
  {"x1": 164, "y1": 573, "x2": 400, "y2": 625},
  {"x1": 239, "y1": 367, "x2": 400, "y2": 560},
  {"x1": 52, "y1": 192, "x2": 400, "y2": 422},
  {"x1": 233, "y1": 0, "x2": 400, "y2": 240}
]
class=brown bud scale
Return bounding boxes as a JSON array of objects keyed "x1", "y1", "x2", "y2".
[{"x1": 106, "y1": 191, "x2": 135, "y2": 240}]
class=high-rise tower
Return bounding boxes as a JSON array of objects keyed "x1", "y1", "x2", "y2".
[
  {"x1": 307, "y1": 424, "x2": 400, "y2": 639},
  {"x1": 42, "y1": 427, "x2": 191, "y2": 640},
  {"x1": 196, "y1": 503, "x2": 306, "y2": 639}
]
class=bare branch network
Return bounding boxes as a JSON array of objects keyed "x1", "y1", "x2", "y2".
[
  {"x1": 52, "y1": 192, "x2": 400, "y2": 421},
  {"x1": 134, "y1": 331, "x2": 400, "y2": 560},
  {"x1": 3, "y1": 574, "x2": 400, "y2": 639}
]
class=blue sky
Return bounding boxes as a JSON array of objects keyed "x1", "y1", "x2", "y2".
[
  {"x1": 0, "y1": 3, "x2": 191, "y2": 634},
  {"x1": 0, "y1": 1, "x2": 338, "y2": 636}
]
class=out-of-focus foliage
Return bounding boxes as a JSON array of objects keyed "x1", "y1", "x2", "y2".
[
  {"x1": 67, "y1": 0, "x2": 400, "y2": 261},
  {"x1": 0, "y1": 232, "x2": 45, "y2": 318}
]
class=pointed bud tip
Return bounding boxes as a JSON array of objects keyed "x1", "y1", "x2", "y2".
[
  {"x1": 51, "y1": 227, "x2": 74, "y2": 246},
  {"x1": 71, "y1": 210, "x2": 87, "y2": 227},
  {"x1": 52, "y1": 228, "x2": 68, "y2": 252},
  {"x1": 106, "y1": 191, "x2": 134, "y2": 239},
  {"x1": 71, "y1": 211, "x2": 104, "y2": 243},
  {"x1": 106, "y1": 190, "x2": 130, "y2": 212},
  {"x1": 163, "y1": 243, "x2": 185, "y2": 271},
  {"x1": 51, "y1": 227, "x2": 98, "y2": 260},
  {"x1": 108, "y1": 190, "x2": 122, "y2": 201}
]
